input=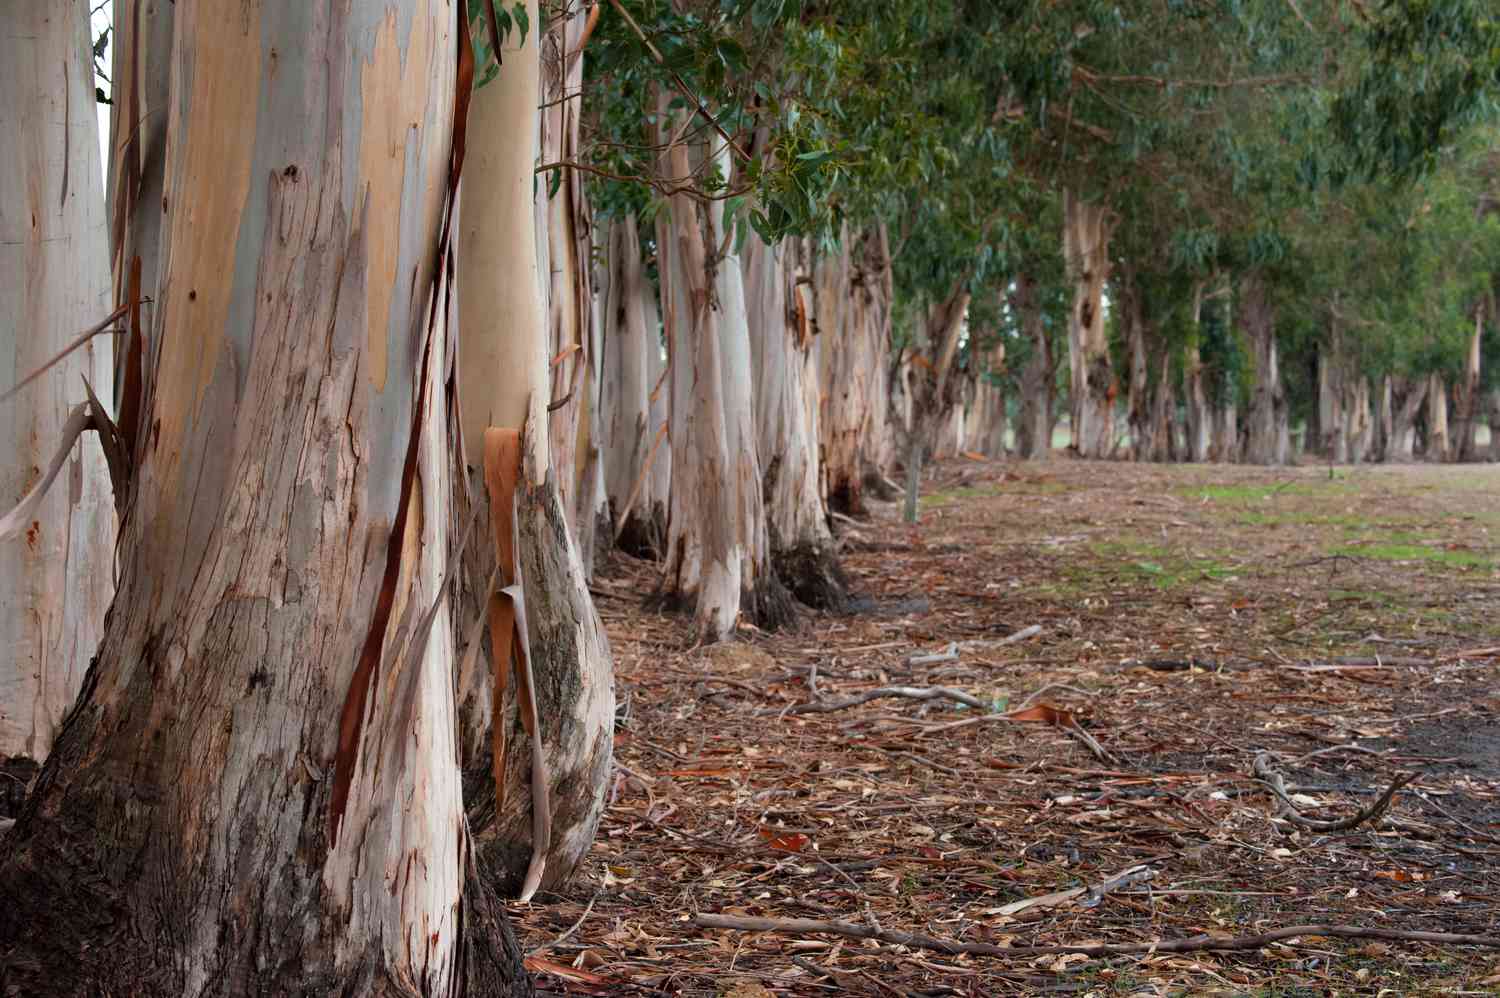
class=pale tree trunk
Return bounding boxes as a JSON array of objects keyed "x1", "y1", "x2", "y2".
[
  {"x1": 860, "y1": 225, "x2": 899, "y2": 484},
  {"x1": 646, "y1": 290, "x2": 671, "y2": 502},
  {"x1": 1425, "y1": 373, "x2": 1450, "y2": 461},
  {"x1": 1013, "y1": 272, "x2": 1054, "y2": 460},
  {"x1": 1183, "y1": 284, "x2": 1211, "y2": 463},
  {"x1": 657, "y1": 109, "x2": 789, "y2": 640},
  {"x1": 816, "y1": 232, "x2": 864, "y2": 514},
  {"x1": 457, "y1": 0, "x2": 613, "y2": 899},
  {"x1": 0, "y1": 0, "x2": 115, "y2": 765},
  {"x1": 601, "y1": 215, "x2": 665, "y2": 556},
  {"x1": 1453, "y1": 310, "x2": 1483, "y2": 461},
  {"x1": 1345, "y1": 376, "x2": 1374, "y2": 464},
  {"x1": 1063, "y1": 192, "x2": 1116, "y2": 458},
  {"x1": 710, "y1": 144, "x2": 790, "y2": 630},
  {"x1": 574, "y1": 249, "x2": 609, "y2": 579},
  {"x1": 1, "y1": 3, "x2": 530, "y2": 991},
  {"x1": 971, "y1": 341, "x2": 1008, "y2": 458},
  {"x1": 745, "y1": 236, "x2": 845, "y2": 609},
  {"x1": 1384, "y1": 375, "x2": 1428, "y2": 461},
  {"x1": 902, "y1": 289, "x2": 970, "y2": 522},
  {"x1": 538, "y1": 6, "x2": 594, "y2": 529},
  {"x1": 1375, "y1": 374, "x2": 1394, "y2": 458},
  {"x1": 1241, "y1": 275, "x2": 1289, "y2": 465}
]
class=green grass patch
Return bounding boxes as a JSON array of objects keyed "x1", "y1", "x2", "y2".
[{"x1": 1330, "y1": 542, "x2": 1493, "y2": 569}]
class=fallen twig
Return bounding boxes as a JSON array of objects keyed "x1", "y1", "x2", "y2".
[
  {"x1": 905, "y1": 642, "x2": 960, "y2": 667},
  {"x1": 1253, "y1": 752, "x2": 1414, "y2": 832},
  {"x1": 693, "y1": 913, "x2": 1500, "y2": 959},
  {"x1": 526, "y1": 891, "x2": 599, "y2": 957},
  {"x1": 766, "y1": 685, "x2": 989, "y2": 716}
]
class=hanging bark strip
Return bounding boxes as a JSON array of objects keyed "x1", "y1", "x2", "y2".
[
  {"x1": 693, "y1": 913, "x2": 1500, "y2": 960},
  {"x1": 329, "y1": 0, "x2": 476, "y2": 847}
]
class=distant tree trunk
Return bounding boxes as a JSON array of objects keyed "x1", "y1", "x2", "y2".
[
  {"x1": 1345, "y1": 377, "x2": 1374, "y2": 464},
  {"x1": 971, "y1": 341, "x2": 1008, "y2": 457},
  {"x1": 1453, "y1": 309, "x2": 1483, "y2": 461},
  {"x1": 1063, "y1": 192, "x2": 1116, "y2": 458},
  {"x1": 1211, "y1": 402, "x2": 1240, "y2": 461},
  {"x1": 1241, "y1": 275, "x2": 1288, "y2": 465},
  {"x1": 1384, "y1": 375, "x2": 1428, "y2": 461},
  {"x1": 0, "y1": 0, "x2": 115, "y2": 764},
  {"x1": 1149, "y1": 342, "x2": 1178, "y2": 463},
  {"x1": 902, "y1": 288, "x2": 970, "y2": 522},
  {"x1": 817, "y1": 227, "x2": 894, "y2": 516},
  {"x1": 1317, "y1": 321, "x2": 1346, "y2": 462},
  {"x1": 1, "y1": 3, "x2": 533, "y2": 992},
  {"x1": 601, "y1": 214, "x2": 665, "y2": 557},
  {"x1": 456, "y1": 0, "x2": 612, "y2": 902},
  {"x1": 745, "y1": 235, "x2": 845, "y2": 609},
  {"x1": 1013, "y1": 273, "x2": 1054, "y2": 460},
  {"x1": 1425, "y1": 373, "x2": 1450, "y2": 461}
]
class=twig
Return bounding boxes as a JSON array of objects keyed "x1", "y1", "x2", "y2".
[
  {"x1": 1253, "y1": 752, "x2": 1414, "y2": 832},
  {"x1": 693, "y1": 913, "x2": 1500, "y2": 959},
  {"x1": 766, "y1": 685, "x2": 989, "y2": 717},
  {"x1": 1017, "y1": 683, "x2": 1094, "y2": 710},
  {"x1": 525, "y1": 891, "x2": 599, "y2": 956},
  {"x1": 904, "y1": 642, "x2": 959, "y2": 667}
]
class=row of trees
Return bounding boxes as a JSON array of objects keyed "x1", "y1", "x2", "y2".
[{"x1": 1, "y1": 0, "x2": 1497, "y2": 992}]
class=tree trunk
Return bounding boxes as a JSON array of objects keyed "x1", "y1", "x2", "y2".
[
  {"x1": 1013, "y1": 273, "x2": 1054, "y2": 460},
  {"x1": 1063, "y1": 191, "x2": 1116, "y2": 458},
  {"x1": 0, "y1": 0, "x2": 115, "y2": 765},
  {"x1": 0, "y1": 3, "x2": 530, "y2": 992},
  {"x1": 601, "y1": 215, "x2": 665, "y2": 557},
  {"x1": 538, "y1": 7, "x2": 594, "y2": 526},
  {"x1": 457, "y1": 0, "x2": 613, "y2": 899},
  {"x1": 1453, "y1": 310, "x2": 1482, "y2": 461},
  {"x1": 972, "y1": 341, "x2": 1008, "y2": 458},
  {"x1": 1345, "y1": 376, "x2": 1373, "y2": 464},
  {"x1": 1149, "y1": 342, "x2": 1177, "y2": 463},
  {"x1": 1384, "y1": 375, "x2": 1428, "y2": 461},
  {"x1": 1317, "y1": 332, "x2": 1346, "y2": 462},
  {"x1": 1240, "y1": 275, "x2": 1288, "y2": 465},
  {"x1": 1183, "y1": 285, "x2": 1211, "y2": 463},
  {"x1": 902, "y1": 288, "x2": 970, "y2": 522},
  {"x1": 1122, "y1": 270, "x2": 1151, "y2": 461},
  {"x1": 745, "y1": 236, "x2": 846, "y2": 609},
  {"x1": 1212, "y1": 403, "x2": 1240, "y2": 462},
  {"x1": 1424, "y1": 373, "x2": 1450, "y2": 461}
]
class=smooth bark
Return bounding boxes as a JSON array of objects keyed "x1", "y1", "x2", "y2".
[
  {"x1": 457, "y1": 0, "x2": 613, "y2": 897},
  {"x1": 0, "y1": 0, "x2": 115, "y2": 762},
  {"x1": 601, "y1": 215, "x2": 665, "y2": 556},
  {"x1": 1063, "y1": 192, "x2": 1116, "y2": 458},
  {"x1": 1383, "y1": 375, "x2": 1428, "y2": 462},
  {"x1": 1424, "y1": 373, "x2": 1450, "y2": 462},
  {"x1": 1453, "y1": 311, "x2": 1483, "y2": 461}
]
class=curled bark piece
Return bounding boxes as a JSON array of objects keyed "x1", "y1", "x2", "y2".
[{"x1": 0, "y1": 402, "x2": 93, "y2": 540}]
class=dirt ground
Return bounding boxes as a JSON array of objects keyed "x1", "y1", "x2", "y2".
[{"x1": 513, "y1": 458, "x2": 1500, "y2": 997}]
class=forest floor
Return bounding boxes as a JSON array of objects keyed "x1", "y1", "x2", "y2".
[{"x1": 514, "y1": 458, "x2": 1500, "y2": 997}]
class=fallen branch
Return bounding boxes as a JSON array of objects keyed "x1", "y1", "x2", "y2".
[
  {"x1": 693, "y1": 913, "x2": 1500, "y2": 959},
  {"x1": 905, "y1": 642, "x2": 959, "y2": 667},
  {"x1": 766, "y1": 685, "x2": 989, "y2": 716},
  {"x1": 1253, "y1": 752, "x2": 1414, "y2": 832}
]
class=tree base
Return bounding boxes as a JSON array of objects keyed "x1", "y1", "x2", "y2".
[
  {"x1": 774, "y1": 542, "x2": 849, "y2": 612},
  {"x1": 614, "y1": 504, "x2": 666, "y2": 561},
  {"x1": 0, "y1": 756, "x2": 38, "y2": 820}
]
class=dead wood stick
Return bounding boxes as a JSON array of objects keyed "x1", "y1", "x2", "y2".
[
  {"x1": 1253, "y1": 752, "x2": 1414, "y2": 832},
  {"x1": 766, "y1": 685, "x2": 989, "y2": 716},
  {"x1": 693, "y1": 913, "x2": 1500, "y2": 959},
  {"x1": 905, "y1": 642, "x2": 959, "y2": 666}
]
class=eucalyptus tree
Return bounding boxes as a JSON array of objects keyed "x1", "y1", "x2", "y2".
[{"x1": 0, "y1": 0, "x2": 115, "y2": 766}]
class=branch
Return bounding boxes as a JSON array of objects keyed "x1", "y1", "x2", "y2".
[
  {"x1": 1253, "y1": 752, "x2": 1415, "y2": 832},
  {"x1": 606, "y1": 0, "x2": 749, "y2": 163},
  {"x1": 693, "y1": 913, "x2": 1500, "y2": 959},
  {"x1": 764, "y1": 685, "x2": 989, "y2": 716}
]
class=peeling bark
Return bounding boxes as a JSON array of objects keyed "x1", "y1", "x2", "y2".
[
  {"x1": 1345, "y1": 376, "x2": 1374, "y2": 465},
  {"x1": 745, "y1": 236, "x2": 845, "y2": 609},
  {"x1": 457, "y1": 0, "x2": 613, "y2": 896},
  {"x1": 1, "y1": 4, "x2": 529, "y2": 991},
  {"x1": 0, "y1": 0, "x2": 115, "y2": 763},
  {"x1": 1063, "y1": 192, "x2": 1116, "y2": 458},
  {"x1": 1383, "y1": 375, "x2": 1428, "y2": 462}
]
